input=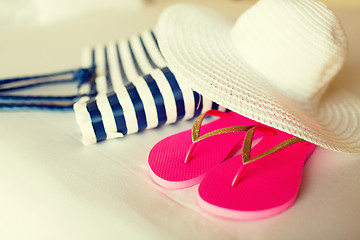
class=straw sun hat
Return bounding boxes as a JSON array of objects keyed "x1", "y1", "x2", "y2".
[{"x1": 156, "y1": 0, "x2": 360, "y2": 153}]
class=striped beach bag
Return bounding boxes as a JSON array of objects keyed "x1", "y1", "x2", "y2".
[{"x1": 0, "y1": 29, "x2": 225, "y2": 144}]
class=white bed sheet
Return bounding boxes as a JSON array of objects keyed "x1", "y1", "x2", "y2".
[{"x1": 1, "y1": 1, "x2": 360, "y2": 239}]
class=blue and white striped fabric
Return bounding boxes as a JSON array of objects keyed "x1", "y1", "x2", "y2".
[
  {"x1": 78, "y1": 29, "x2": 166, "y2": 95},
  {"x1": 74, "y1": 29, "x2": 226, "y2": 145}
]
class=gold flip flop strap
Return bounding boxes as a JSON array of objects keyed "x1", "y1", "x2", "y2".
[
  {"x1": 242, "y1": 126, "x2": 305, "y2": 165},
  {"x1": 191, "y1": 111, "x2": 255, "y2": 143},
  {"x1": 185, "y1": 110, "x2": 255, "y2": 164}
]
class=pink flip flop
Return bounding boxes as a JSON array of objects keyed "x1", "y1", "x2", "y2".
[
  {"x1": 197, "y1": 125, "x2": 316, "y2": 220},
  {"x1": 148, "y1": 110, "x2": 273, "y2": 189}
]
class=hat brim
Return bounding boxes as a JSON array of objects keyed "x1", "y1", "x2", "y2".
[{"x1": 156, "y1": 3, "x2": 360, "y2": 153}]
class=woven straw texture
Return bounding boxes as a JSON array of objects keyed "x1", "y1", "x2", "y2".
[{"x1": 156, "y1": 0, "x2": 360, "y2": 153}]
